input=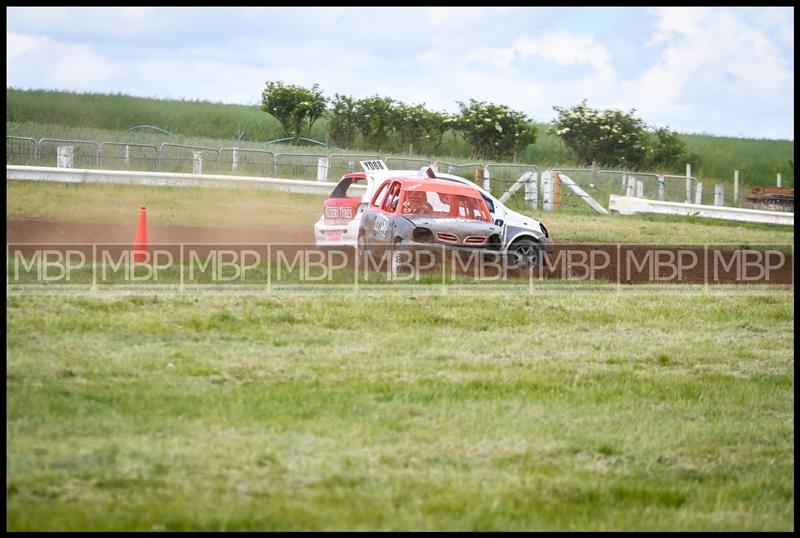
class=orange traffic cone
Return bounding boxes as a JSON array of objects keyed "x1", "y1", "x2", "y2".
[{"x1": 133, "y1": 206, "x2": 148, "y2": 262}]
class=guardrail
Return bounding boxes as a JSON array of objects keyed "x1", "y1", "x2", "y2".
[
  {"x1": 5, "y1": 165, "x2": 360, "y2": 197},
  {"x1": 609, "y1": 195, "x2": 794, "y2": 226}
]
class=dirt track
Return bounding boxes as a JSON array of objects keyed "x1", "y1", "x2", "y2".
[{"x1": 6, "y1": 218, "x2": 794, "y2": 286}]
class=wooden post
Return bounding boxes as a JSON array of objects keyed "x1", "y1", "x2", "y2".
[
  {"x1": 591, "y1": 160, "x2": 598, "y2": 187},
  {"x1": 734, "y1": 170, "x2": 739, "y2": 203},
  {"x1": 553, "y1": 171, "x2": 562, "y2": 211},
  {"x1": 474, "y1": 166, "x2": 484, "y2": 187}
]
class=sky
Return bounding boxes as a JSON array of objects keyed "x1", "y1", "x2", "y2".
[{"x1": 5, "y1": 6, "x2": 795, "y2": 140}]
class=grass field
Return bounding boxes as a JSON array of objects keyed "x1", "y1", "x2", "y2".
[
  {"x1": 6, "y1": 180, "x2": 794, "y2": 530},
  {"x1": 6, "y1": 290, "x2": 794, "y2": 531},
  {"x1": 6, "y1": 89, "x2": 795, "y2": 186},
  {"x1": 7, "y1": 181, "x2": 794, "y2": 246}
]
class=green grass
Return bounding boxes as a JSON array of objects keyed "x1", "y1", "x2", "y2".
[
  {"x1": 6, "y1": 89, "x2": 794, "y2": 185},
  {"x1": 7, "y1": 181, "x2": 794, "y2": 246},
  {"x1": 6, "y1": 290, "x2": 794, "y2": 530}
]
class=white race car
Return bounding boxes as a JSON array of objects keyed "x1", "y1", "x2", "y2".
[{"x1": 314, "y1": 160, "x2": 552, "y2": 268}]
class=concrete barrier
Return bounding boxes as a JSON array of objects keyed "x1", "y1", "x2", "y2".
[
  {"x1": 6, "y1": 165, "x2": 365, "y2": 197},
  {"x1": 609, "y1": 195, "x2": 793, "y2": 226}
]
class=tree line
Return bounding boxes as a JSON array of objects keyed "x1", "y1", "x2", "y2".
[{"x1": 261, "y1": 81, "x2": 696, "y2": 171}]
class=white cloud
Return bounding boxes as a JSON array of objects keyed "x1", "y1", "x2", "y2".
[
  {"x1": 4, "y1": 7, "x2": 794, "y2": 139},
  {"x1": 7, "y1": 32, "x2": 121, "y2": 89}
]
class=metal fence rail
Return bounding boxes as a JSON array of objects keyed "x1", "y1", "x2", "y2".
[
  {"x1": 38, "y1": 138, "x2": 99, "y2": 168},
  {"x1": 7, "y1": 135, "x2": 778, "y2": 213},
  {"x1": 219, "y1": 148, "x2": 275, "y2": 176},
  {"x1": 6, "y1": 136, "x2": 37, "y2": 165},
  {"x1": 99, "y1": 142, "x2": 159, "y2": 171},
  {"x1": 159, "y1": 143, "x2": 219, "y2": 174}
]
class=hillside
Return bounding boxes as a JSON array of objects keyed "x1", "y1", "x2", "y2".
[{"x1": 6, "y1": 88, "x2": 794, "y2": 186}]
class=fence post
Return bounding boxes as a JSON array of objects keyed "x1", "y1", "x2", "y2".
[
  {"x1": 695, "y1": 182, "x2": 703, "y2": 205},
  {"x1": 57, "y1": 146, "x2": 73, "y2": 168},
  {"x1": 316, "y1": 157, "x2": 329, "y2": 182},
  {"x1": 626, "y1": 175, "x2": 636, "y2": 197},
  {"x1": 591, "y1": 160, "x2": 598, "y2": 187},
  {"x1": 685, "y1": 164, "x2": 692, "y2": 203},
  {"x1": 553, "y1": 171, "x2": 562, "y2": 211},
  {"x1": 657, "y1": 175, "x2": 665, "y2": 200},
  {"x1": 542, "y1": 170, "x2": 553, "y2": 212},
  {"x1": 232, "y1": 148, "x2": 239, "y2": 174},
  {"x1": 777, "y1": 173, "x2": 782, "y2": 187},
  {"x1": 524, "y1": 172, "x2": 538, "y2": 210},
  {"x1": 734, "y1": 170, "x2": 739, "y2": 204},
  {"x1": 483, "y1": 166, "x2": 491, "y2": 192},
  {"x1": 714, "y1": 185, "x2": 724, "y2": 206},
  {"x1": 474, "y1": 166, "x2": 484, "y2": 188},
  {"x1": 193, "y1": 151, "x2": 203, "y2": 175},
  {"x1": 124, "y1": 144, "x2": 130, "y2": 169},
  {"x1": 636, "y1": 180, "x2": 644, "y2": 198}
]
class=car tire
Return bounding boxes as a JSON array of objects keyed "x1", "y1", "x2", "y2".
[
  {"x1": 391, "y1": 239, "x2": 412, "y2": 277},
  {"x1": 508, "y1": 238, "x2": 542, "y2": 275}
]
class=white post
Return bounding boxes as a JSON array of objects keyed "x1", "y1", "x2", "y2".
[
  {"x1": 685, "y1": 164, "x2": 692, "y2": 203},
  {"x1": 483, "y1": 167, "x2": 491, "y2": 192},
  {"x1": 524, "y1": 172, "x2": 538, "y2": 210},
  {"x1": 714, "y1": 185, "x2": 724, "y2": 206},
  {"x1": 620, "y1": 172, "x2": 627, "y2": 188},
  {"x1": 124, "y1": 144, "x2": 130, "y2": 169},
  {"x1": 542, "y1": 170, "x2": 553, "y2": 212},
  {"x1": 316, "y1": 157, "x2": 329, "y2": 182},
  {"x1": 57, "y1": 146, "x2": 73, "y2": 168},
  {"x1": 626, "y1": 175, "x2": 636, "y2": 197},
  {"x1": 777, "y1": 173, "x2": 782, "y2": 187},
  {"x1": 232, "y1": 148, "x2": 239, "y2": 174},
  {"x1": 657, "y1": 175, "x2": 665, "y2": 200},
  {"x1": 192, "y1": 151, "x2": 203, "y2": 175},
  {"x1": 734, "y1": 170, "x2": 739, "y2": 203},
  {"x1": 636, "y1": 180, "x2": 644, "y2": 198},
  {"x1": 695, "y1": 182, "x2": 703, "y2": 205}
]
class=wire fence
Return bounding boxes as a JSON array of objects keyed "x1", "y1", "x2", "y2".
[{"x1": 7, "y1": 136, "x2": 774, "y2": 212}]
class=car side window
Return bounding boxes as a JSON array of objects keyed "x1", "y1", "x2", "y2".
[
  {"x1": 481, "y1": 193, "x2": 495, "y2": 213},
  {"x1": 371, "y1": 181, "x2": 390, "y2": 208},
  {"x1": 381, "y1": 181, "x2": 401, "y2": 213}
]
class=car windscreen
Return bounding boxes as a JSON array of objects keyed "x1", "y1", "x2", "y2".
[
  {"x1": 400, "y1": 191, "x2": 492, "y2": 222},
  {"x1": 330, "y1": 176, "x2": 363, "y2": 198}
]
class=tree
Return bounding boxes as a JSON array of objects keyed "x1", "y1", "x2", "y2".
[
  {"x1": 328, "y1": 94, "x2": 358, "y2": 149},
  {"x1": 261, "y1": 81, "x2": 327, "y2": 139},
  {"x1": 549, "y1": 100, "x2": 650, "y2": 169},
  {"x1": 453, "y1": 99, "x2": 537, "y2": 160},
  {"x1": 389, "y1": 102, "x2": 455, "y2": 154},
  {"x1": 646, "y1": 127, "x2": 691, "y2": 171},
  {"x1": 354, "y1": 95, "x2": 396, "y2": 150}
]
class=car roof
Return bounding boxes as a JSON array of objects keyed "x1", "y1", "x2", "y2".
[{"x1": 380, "y1": 176, "x2": 484, "y2": 198}]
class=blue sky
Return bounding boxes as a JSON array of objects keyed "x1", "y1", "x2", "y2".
[{"x1": 6, "y1": 6, "x2": 795, "y2": 140}]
